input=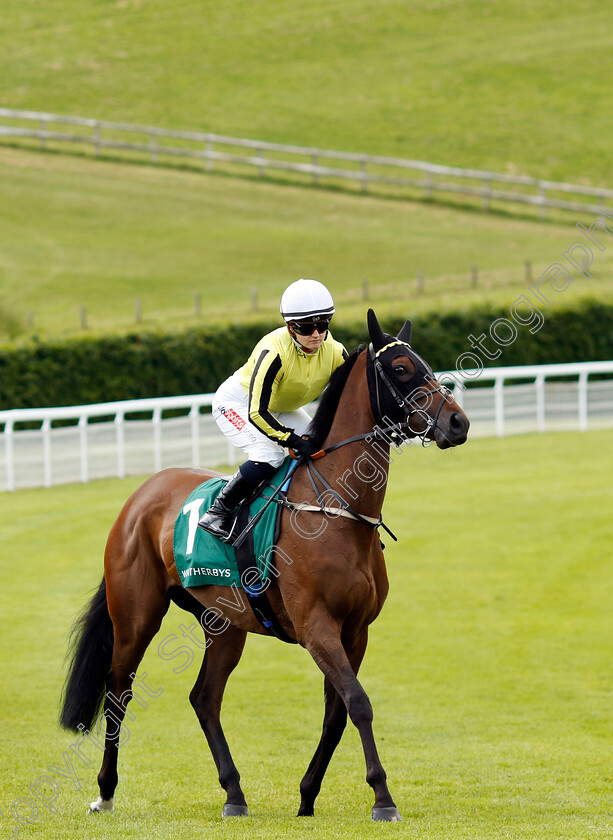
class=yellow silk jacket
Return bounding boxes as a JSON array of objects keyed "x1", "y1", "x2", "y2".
[{"x1": 237, "y1": 327, "x2": 347, "y2": 442}]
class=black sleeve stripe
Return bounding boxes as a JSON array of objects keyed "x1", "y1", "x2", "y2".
[
  {"x1": 249, "y1": 349, "x2": 269, "y2": 403},
  {"x1": 248, "y1": 351, "x2": 292, "y2": 438},
  {"x1": 258, "y1": 354, "x2": 292, "y2": 436}
]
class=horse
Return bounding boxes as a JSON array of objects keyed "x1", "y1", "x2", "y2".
[{"x1": 59, "y1": 308, "x2": 469, "y2": 822}]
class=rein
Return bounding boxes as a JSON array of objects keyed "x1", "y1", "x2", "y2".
[
  {"x1": 239, "y1": 343, "x2": 454, "y2": 547},
  {"x1": 301, "y1": 457, "x2": 398, "y2": 541},
  {"x1": 280, "y1": 343, "x2": 452, "y2": 541}
]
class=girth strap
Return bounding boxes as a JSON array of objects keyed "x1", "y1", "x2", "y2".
[{"x1": 233, "y1": 503, "x2": 297, "y2": 645}]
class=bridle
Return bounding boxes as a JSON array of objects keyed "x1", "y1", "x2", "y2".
[
  {"x1": 279, "y1": 342, "x2": 455, "y2": 541},
  {"x1": 294, "y1": 342, "x2": 453, "y2": 461},
  {"x1": 367, "y1": 340, "x2": 453, "y2": 448},
  {"x1": 234, "y1": 319, "x2": 463, "y2": 553}
]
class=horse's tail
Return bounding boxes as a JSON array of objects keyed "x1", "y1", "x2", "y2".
[{"x1": 59, "y1": 576, "x2": 114, "y2": 732}]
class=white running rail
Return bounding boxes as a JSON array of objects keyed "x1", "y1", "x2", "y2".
[{"x1": 1, "y1": 361, "x2": 612, "y2": 492}]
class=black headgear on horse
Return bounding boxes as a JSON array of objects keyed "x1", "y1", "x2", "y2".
[{"x1": 365, "y1": 308, "x2": 439, "y2": 438}]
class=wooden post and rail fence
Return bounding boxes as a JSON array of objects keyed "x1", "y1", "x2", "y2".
[{"x1": 1, "y1": 107, "x2": 612, "y2": 218}]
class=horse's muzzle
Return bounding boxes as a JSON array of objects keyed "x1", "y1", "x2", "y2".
[{"x1": 434, "y1": 410, "x2": 470, "y2": 449}]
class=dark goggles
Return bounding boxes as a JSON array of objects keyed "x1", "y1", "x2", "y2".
[{"x1": 290, "y1": 318, "x2": 331, "y2": 336}]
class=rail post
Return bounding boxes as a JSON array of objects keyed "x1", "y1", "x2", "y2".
[
  {"x1": 79, "y1": 414, "x2": 89, "y2": 483},
  {"x1": 578, "y1": 370, "x2": 589, "y2": 431},
  {"x1": 494, "y1": 377, "x2": 505, "y2": 438}
]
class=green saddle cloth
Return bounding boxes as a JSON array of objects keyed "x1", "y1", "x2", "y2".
[{"x1": 173, "y1": 458, "x2": 293, "y2": 588}]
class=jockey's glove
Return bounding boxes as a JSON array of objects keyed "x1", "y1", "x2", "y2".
[{"x1": 286, "y1": 432, "x2": 317, "y2": 458}]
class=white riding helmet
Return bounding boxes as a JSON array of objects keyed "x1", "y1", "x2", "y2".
[{"x1": 280, "y1": 279, "x2": 335, "y2": 322}]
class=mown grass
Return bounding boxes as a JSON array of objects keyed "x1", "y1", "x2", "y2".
[
  {"x1": 1, "y1": 0, "x2": 613, "y2": 185},
  {"x1": 1, "y1": 430, "x2": 611, "y2": 839},
  {"x1": 1, "y1": 146, "x2": 611, "y2": 341}
]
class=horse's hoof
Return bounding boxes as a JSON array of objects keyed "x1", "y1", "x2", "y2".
[
  {"x1": 89, "y1": 796, "x2": 114, "y2": 813},
  {"x1": 222, "y1": 803, "x2": 249, "y2": 817},
  {"x1": 372, "y1": 806, "x2": 402, "y2": 822}
]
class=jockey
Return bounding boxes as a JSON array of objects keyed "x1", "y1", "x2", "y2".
[{"x1": 198, "y1": 278, "x2": 347, "y2": 541}]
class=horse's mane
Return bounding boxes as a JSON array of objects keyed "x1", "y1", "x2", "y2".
[{"x1": 308, "y1": 345, "x2": 364, "y2": 449}]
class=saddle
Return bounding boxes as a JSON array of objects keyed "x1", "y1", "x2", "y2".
[{"x1": 173, "y1": 459, "x2": 297, "y2": 643}]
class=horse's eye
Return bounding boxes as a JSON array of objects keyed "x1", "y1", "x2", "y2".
[{"x1": 393, "y1": 365, "x2": 411, "y2": 381}]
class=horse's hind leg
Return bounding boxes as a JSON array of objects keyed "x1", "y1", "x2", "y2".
[
  {"x1": 298, "y1": 676, "x2": 347, "y2": 816},
  {"x1": 298, "y1": 632, "x2": 367, "y2": 816},
  {"x1": 189, "y1": 624, "x2": 249, "y2": 817},
  {"x1": 92, "y1": 568, "x2": 170, "y2": 812}
]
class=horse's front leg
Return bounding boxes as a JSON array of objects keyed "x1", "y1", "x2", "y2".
[
  {"x1": 302, "y1": 620, "x2": 401, "y2": 822},
  {"x1": 298, "y1": 631, "x2": 368, "y2": 816}
]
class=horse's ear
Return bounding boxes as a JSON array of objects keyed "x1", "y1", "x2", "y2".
[
  {"x1": 367, "y1": 308, "x2": 386, "y2": 352},
  {"x1": 397, "y1": 319, "x2": 412, "y2": 345}
]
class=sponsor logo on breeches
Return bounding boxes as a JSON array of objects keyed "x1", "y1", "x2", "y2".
[
  {"x1": 220, "y1": 406, "x2": 246, "y2": 430},
  {"x1": 219, "y1": 405, "x2": 257, "y2": 443}
]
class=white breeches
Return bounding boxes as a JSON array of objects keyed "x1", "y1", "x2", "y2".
[{"x1": 213, "y1": 373, "x2": 312, "y2": 467}]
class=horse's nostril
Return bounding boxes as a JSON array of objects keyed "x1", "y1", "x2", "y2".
[{"x1": 449, "y1": 411, "x2": 468, "y2": 437}]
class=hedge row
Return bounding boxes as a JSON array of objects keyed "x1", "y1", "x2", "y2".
[{"x1": 1, "y1": 299, "x2": 611, "y2": 410}]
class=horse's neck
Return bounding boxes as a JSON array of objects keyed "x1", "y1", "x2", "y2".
[{"x1": 319, "y1": 352, "x2": 390, "y2": 517}]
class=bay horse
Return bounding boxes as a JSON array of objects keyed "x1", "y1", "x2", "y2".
[{"x1": 60, "y1": 309, "x2": 469, "y2": 822}]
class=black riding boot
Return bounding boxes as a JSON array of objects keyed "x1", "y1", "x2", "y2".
[{"x1": 197, "y1": 470, "x2": 251, "y2": 542}]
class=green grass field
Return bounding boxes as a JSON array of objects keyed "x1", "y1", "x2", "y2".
[
  {"x1": 2, "y1": 145, "x2": 612, "y2": 341},
  {"x1": 2, "y1": 6, "x2": 612, "y2": 837},
  {"x1": 2, "y1": 0, "x2": 613, "y2": 186},
  {"x1": 1, "y1": 430, "x2": 611, "y2": 839}
]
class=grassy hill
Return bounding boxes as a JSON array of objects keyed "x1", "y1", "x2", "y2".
[
  {"x1": 1, "y1": 0, "x2": 612, "y2": 186},
  {"x1": 2, "y1": 145, "x2": 612, "y2": 341},
  {"x1": 2, "y1": 0, "x2": 612, "y2": 344}
]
